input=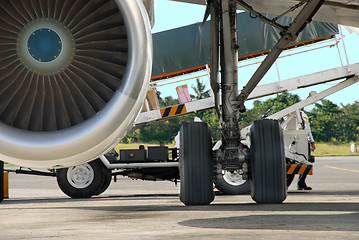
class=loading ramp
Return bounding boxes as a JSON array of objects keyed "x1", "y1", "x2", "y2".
[{"x1": 136, "y1": 63, "x2": 359, "y2": 125}]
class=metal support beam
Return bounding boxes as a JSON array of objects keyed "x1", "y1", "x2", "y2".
[
  {"x1": 240, "y1": 75, "x2": 359, "y2": 141},
  {"x1": 248, "y1": 63, "x2": 359, "y2": 100},
  {"x1": 219, "y1": 0, "x2": 242, "y2": 170},
  {"x1": 267, "y1": 75, "x2": 359, "y2": 120},
  {"x1": 209, "y1": 0, "x2": 222, "y2": 121},
  {"x1": 100, "y1": 156, "x2": 179, "y2": 170},
  {"x1": 135, "y1": 63, "x2": 359, "y2": 125},
  {"x1": 236, "y1": 0, "x2": 288, "y2": 32},
  {"x1": 221, "y1": 0, "x2": 239, "y2": 121},
  {"x1": 238, "y1": 0, "x2": 325, "y2": 111}
]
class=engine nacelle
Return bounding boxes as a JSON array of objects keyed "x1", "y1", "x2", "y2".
[{"x1": 0, "y1": 0, "x2": 152, "y2": 168}]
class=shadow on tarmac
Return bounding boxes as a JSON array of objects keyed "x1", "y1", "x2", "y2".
[
  {"x1": 2, "y1": 192, "x2": 359, "y2": 232},
  {"x1": 178, "y1": 212, "x2": 359, "y2": 231},
  {"x1": 3, "y1": 192, "x2": 359, "y2": 211},
  {"x1": 4, "y1": 189, "x2": 359, "y2": 204}
]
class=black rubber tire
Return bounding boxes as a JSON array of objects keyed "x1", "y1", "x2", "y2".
[
  {"x1": 179, "y1": 122, "x2": 214, "y2": 205},
  {"x1": 214, "y1": 170, "x2": 251, "y2": 195},
  {"x1": 56, "y1": 159, "x2": 110, "y2": 198},
  {"x1": 93, "y1": 165, "x2": 112, "y2": 196},
  {"x1": 250, "y1": 119, "x2": 287, "y2": 204}
]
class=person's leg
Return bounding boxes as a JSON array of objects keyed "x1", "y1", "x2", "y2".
[{"x1": 297, "y1": 174, "x2": 312, "y2": 190}]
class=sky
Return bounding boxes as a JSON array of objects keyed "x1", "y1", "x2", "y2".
[{"x1": 150, "y1": 0, "x2": 359, "y2": 110}]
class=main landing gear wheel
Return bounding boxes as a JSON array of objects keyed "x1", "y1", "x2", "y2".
[
  {"x1": 179, "y1": 122, "x2": 214, "y2": 205},
  {"x1": 214, "y1": 170, "x2": 251, "y2": 195},
  {"x1": 56, "y1": 159, "x2": 111, "y2": 198},
  {"x1": 250, "y1": 119, "x2": 287, "y2": 204}
]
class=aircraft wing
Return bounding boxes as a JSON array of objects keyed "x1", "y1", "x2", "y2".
[{"x1": 171, "y1": 0, "x2": 359, "y2": 28}]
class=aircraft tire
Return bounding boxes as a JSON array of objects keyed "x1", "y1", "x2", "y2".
[
  {"x1": 250, "y1": 119, "x2": 287, "y2": 204},
  {"x1": 179, "y1": 122, "x2": 214, "y2": 205},
  {"x1": 214, "y1": 170, "x2": 251, "y2": 195},
  {"x1": 56, "y1": 159, "x2": 110, "y2": 198}
]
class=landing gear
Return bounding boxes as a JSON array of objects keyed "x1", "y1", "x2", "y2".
[
  {"x1": 179, "y1": 122, "x2": 214, "y2": 205},
  {"x1": 56, "y1": 159, "x2": 111, "y2": 198},
  {"x1": 214, "y1": 169, "x2": 251, "y2": 195},
  {"x1": 250, "y1": 119, "x2": 287, "y2": 203},
  {"x1": 179, "y1": 0, "x2": 325, "y2": 205}
]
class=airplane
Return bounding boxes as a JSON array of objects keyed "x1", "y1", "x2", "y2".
[{"x1": 0, "y1": 0, "x2": 358, "y2": 205}]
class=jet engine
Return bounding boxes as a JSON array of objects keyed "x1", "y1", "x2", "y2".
[{"x1": 0, "y1": 0, "x2": 152, "y2": 168}]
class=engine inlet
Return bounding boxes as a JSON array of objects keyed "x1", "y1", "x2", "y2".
[{"x1": 0, "y1": 0, "x2": 128, "y2": 131}]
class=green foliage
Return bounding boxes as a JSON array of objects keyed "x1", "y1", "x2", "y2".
[
  {"x1": 156, "y1": 89, "x2": 179, "y2": 108},
  {"x1": 310, "y1": 99, "x2": 341, "y2": 142},
  {"x1": 122, "y1": 114, "x2": 192, "y2": 144},
  {"x1": 240, "y1": 92, "x2": 301, "y2": 127},
  {"x1": 123, "y1": 110, "x2": 221, "y2": 144},
  {"x1": 339, "y1": 101, "x2": 359, "y2": 142},
  {"x1": 190, "y1": 78, "x2": 210, "y2": 100},
  {"x1": 196, "y1": 109, "x2": 221, "y2": 141},
  {"x1": 122, "y1": 88, "x2": 359, "y2": 144},
  {"x1": 310, "y1": 100, "x2": 359, "y2": 143}
]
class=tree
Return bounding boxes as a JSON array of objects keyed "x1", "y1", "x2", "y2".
[
  {"x1": 156, "y1": 89, "x2": 179, "y2": 108},
  {"x1": 240, "y1": 92, "x2": 301, "y2": 127},
  {"x1": 191, "y1": 78, "x2": 210, "y2": 100},
  {"x1": 335, "y1": 101, "x2": 359, "y2": 142},
  {"x1": 310, "y1": 99, "x2": 342, "y2": 142},
  {"x1": 122, "y1": 82, "x2": 221, "y2": 144}
]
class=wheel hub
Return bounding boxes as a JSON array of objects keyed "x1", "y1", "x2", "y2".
[
  {"x1": 67, "y1": 164, "x2": 94, "y2": 189},
  {"x1": 222, "y1": 170, "x2": 246, "y2": 186}
]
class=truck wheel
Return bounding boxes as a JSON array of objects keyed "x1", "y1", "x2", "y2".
[
  {"x1": 250, "y1": 119, "x2": 287, "y2": 204},
  {"x1": 214, "y1": 170, "x2": 251, "y2": 195},
  {"x1": 56, "y1": 159, "x2": 110, "y2": 198},
  {"x1": 179, "y1": 122, "x2": 214, "y2": 205}
]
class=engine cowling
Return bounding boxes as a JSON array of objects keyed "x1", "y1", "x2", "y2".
[{"x1": 0, "y1": 0, "x2": 152, "y2": 168}]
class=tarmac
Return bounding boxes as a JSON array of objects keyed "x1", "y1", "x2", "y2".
[{"x1": 1, "y1": 156, "x2": 359, "y2": 239}]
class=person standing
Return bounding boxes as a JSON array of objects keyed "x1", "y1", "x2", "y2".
[{"x1": 287, "y1": 110, "x2": 315, "y2": 190}]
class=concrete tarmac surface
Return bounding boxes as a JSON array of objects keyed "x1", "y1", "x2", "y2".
[{"x1": 1, "y1": 156, "x2": 359, "y2": 239}]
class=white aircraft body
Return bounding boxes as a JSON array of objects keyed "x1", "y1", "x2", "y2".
[{"x1": 174, "y1": 0, "x2": 359, "y2": 28}]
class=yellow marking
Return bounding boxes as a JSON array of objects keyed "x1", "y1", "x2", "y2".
[
  {"x1": 169, "y1": 106, "x2": 177, "y2": 116},
  {"x1": 325, "y1": 166, "x2": 359, "y2": 173},
  {"x1": 160, "y1": 108, "x2": 166, "y2": 117},
  {"x1": 298, "y1": 165, "x2": 307, "y2": 175},
  {"x1": 3, "y1": 171, "x2": 8, "y2": 198},
  {"x1": 181, "y1": 105, "x2": 187, "y2": 114},
  {"x1": 287, "y1": 164, "x2": 297, "y2": 174},
  {"x1": 308, "y1": 167, "x2": 313, "y2": 175}
]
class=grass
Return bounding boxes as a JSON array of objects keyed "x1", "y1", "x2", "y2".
[
  {"x1": 314, "y1": 142, "x2": 359, "y2": 156},
  {"x1": 115, "y1": 142, "x2": 175, "y2": 153},
  {"x1": 4, "y1": 142, "x2": 358, "y2": 168}
]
